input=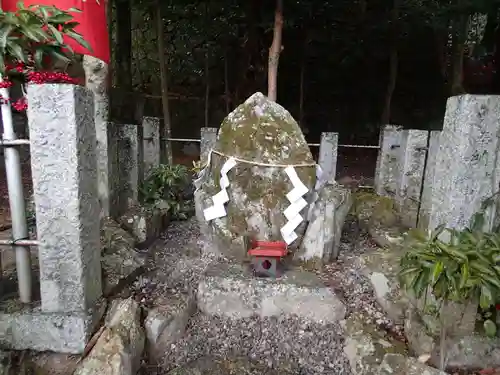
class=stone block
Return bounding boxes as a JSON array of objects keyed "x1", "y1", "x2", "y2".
[
  {"x1": 318, "y1": 132, "x2": 338, "y2": 180},
  {"x1": 107, "y1": 121, "x2": 124, "y2": 219},
  {"x1": 397, "y1": 129, "x2": 428, "y2": 228},
  {"x1": 142, "y1": 116, "x2": 160, "y2": 177},
  {"x1": 375, "y1": 125, "x2": 429, "y2": 228},
  {"x1": 27, "y1": 84, "x2": 102, "y2": 313},
  {"x1": 197, "y1": 263, "x2": 346, "y2": 323},
  {"x1": 297, "y1": 181, "x2": 352, "y2": 266},
  {"x1": 200, "y1": 127, "x2": 218, "y2": 164},
  {"x1": 0, "y1": 301, "x2": 105, "y2": 354},
  {"x1": 119, "y1": 123, "x2": 144, "y2": 209},
  {"x1": 145, "y1": 292, "x2": 196, "y2": 362},
  {"x1": 83, "y1": 55, "x2": 110, "y2": 219},
  {"x1": 375, "y1": 125, "x2": 404, "y2": 197},
  {"x1": 419, "y1": 95, "x2": 500, "y2": 233}
]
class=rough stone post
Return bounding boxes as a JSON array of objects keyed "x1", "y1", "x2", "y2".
[
  {"x1": 318, "y1": 132, "x2": 338, "y2": 180},
  {"x1": 375, "y1": 125, "x2": 404, "y2": 197},
  {"x1": 200, "y1": 127, "x2": 218, "y2": 164},
  {"x1": 27, "y1": 84, "x2": 102, "y2": 313},
  {"x1": 397, "y1": 129, "x2": 429, "y2": 228},
  {"x1": 121, "y1": 124, "x2": 144, "y2": 208},
  {"x1": 107, "y1": 121, "x2": 123, "y2": 219},
  {"x1": 83, "y1": 55, "x2": 110, "y2": 219},
  {"x1": 419, "y1": 95, "x2": 500, "y2": 232},
  {"x1": 142, "y1": 116, "x2": 160, "y2": 177}
]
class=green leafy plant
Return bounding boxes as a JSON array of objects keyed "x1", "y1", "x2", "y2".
[
  {"x1": 140, "y1": 164, "x2": 194, "y2": 220},
  {"x1": 399, "y1": 197, "x2": 500, "y2": 370},
  {"x1": 0, "y1": 2, "x2": 92, "y2": 74}
]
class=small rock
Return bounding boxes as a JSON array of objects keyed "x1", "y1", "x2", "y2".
[
  {"x1": 101, "y1": 218, "x2": 146, "y2": 296},
  {"x1": 145, "y1": 292, "x2": 196, "y2": 362},
  {"x1": 119, "y1": 205, "x2": 166, "y2": 246},
  {"x1": 343, "y1": 311, "x2": 407, "y2": 375},
  {"x1": 377, "y1": 353, "x2": 448, "y2": 375},
  {"x1": 73, "y1": 298, "x2": 145, "y2": 375}
]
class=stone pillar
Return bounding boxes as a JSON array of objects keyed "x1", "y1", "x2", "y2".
[
  {"x1": 27, "y1": 84, "x2": 102, "y2": 313},
  {"x1": 397, "y1": 130, "x2": 429, "y2": 228},
  {"x1": 107, "y1": 121, "x2": 123, "y2": 219},
  {"x1": 83, "y1": 55, "x2": 110, "y2": 219},
  {"x1": 375, "y1": 125, "x2": 404, "y2": 197},
  {"x1": 318, "y1": 132, "x2": 338, "y2": 181},
  {"x1": 200, "y1": 127, "x2": 218, "y2": 164},
  {"x1": 419, "y1": 95, "x2": 500, "y2": 232},
  {"x1": 121, "y1": 124, "x2": 144, "y2": 208},
  {"x1": 142, "y1": 116, "x2": 160, "y2": 177}
]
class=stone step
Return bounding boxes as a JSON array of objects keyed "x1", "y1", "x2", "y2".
[{"x1": 197, "y1": 262, "x2": 346, "y2": 324}]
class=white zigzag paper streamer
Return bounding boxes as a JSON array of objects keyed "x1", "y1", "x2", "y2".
[
  {"x1": 203, "y1": 156, "x2": 237, "y2": 221},
  {"x1": 281, "y1": 166, "x2": 309, "y2": 245}
]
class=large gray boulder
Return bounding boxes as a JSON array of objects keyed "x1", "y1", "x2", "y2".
[{"x1": 195, "y1": 92, "x2": 316, "y2": 260}]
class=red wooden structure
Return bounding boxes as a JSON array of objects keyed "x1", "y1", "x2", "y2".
[{"x1": 247, "y1": 240, "x2": 287, "y2": 277}]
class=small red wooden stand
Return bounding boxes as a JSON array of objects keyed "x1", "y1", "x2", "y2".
[{"x1": 247, "y1": 240, "x2": 287, "y2": 278}]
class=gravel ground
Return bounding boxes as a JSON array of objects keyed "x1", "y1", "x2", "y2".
[{"x1": 135, "y1": 216, "x2": 402, "y2": 375}]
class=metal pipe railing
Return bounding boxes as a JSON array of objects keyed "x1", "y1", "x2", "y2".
[
  {"x1": 0, "y1": 239, "x2": 39, "y2": 247},
  {"x1": 0, "y1": 139, "x2": 30, "y2": 146},
  {"x1": 0, "y1": 74, "x2": 32, "y2": 303}
]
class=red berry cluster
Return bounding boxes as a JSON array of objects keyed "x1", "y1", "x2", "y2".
[
  {"x1": 0, "y1": 95, "x2": 27, "y2": 111},
  {"x1": 0, "y1": 61, "x2": 80, "y2": 112},
  {"x1": 5, "y1": 61, "x2": 26, "y2": 73},
  {"x1": 27, "y1": 71, "x2": 79, "y2": 85}
]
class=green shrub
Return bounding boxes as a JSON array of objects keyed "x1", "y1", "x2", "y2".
[{"x1": 139, "y1": 164, "x2": 194, "y2": 220}]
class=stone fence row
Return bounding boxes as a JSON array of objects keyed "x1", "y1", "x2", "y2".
[{"x1": 375, "y1": 95, "x2": 500, "y2": 233}]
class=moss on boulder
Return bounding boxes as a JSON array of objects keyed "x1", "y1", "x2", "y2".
[{"x1": 196, "y1": 93, "x2": 316, "y2": 259}]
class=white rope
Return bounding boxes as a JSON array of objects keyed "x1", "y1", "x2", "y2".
[{"x1": 209, "y1": 149, "x2": 317, "y2": 168}]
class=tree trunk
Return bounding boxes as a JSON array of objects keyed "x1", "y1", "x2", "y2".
[
  {"x1": 224, "y1": 47, "x2": 230, "y2": 113},
  {"x1": 450, "y1": 12, "x2": 469, "y2": 95},
  {"x1": 267, "y1": 0, "x2": 283, "y2": 102},
  {"x1": 381, "y1": 0, "x2": 399, "y2": 124},
  {"x1": 115, "y1": 0, "x2": 132, "y2": 89},
  {"x1": 299, "y1": 56, "x2": 305, "y2": 126},
  {"x1": 204, "y1": 3, "x2": 210, "y2": 128},
  {"x1": 493, "y1": 23, "x2": 500, "y2": 93},
  {"x1": 155, "y1": 0, "x2": 172, "y2": 164}
]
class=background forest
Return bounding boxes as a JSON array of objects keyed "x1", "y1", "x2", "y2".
[{"x1": 107, "y1": 0, "x2": 500, "y2": 145}]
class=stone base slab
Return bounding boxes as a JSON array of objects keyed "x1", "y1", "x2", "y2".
[
  {"x1": 197, "y1": 263, "x2": 346, "y2": 323},
  {"x1": 0, "y1": 302, "x2": 106, "y2": 354}
]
